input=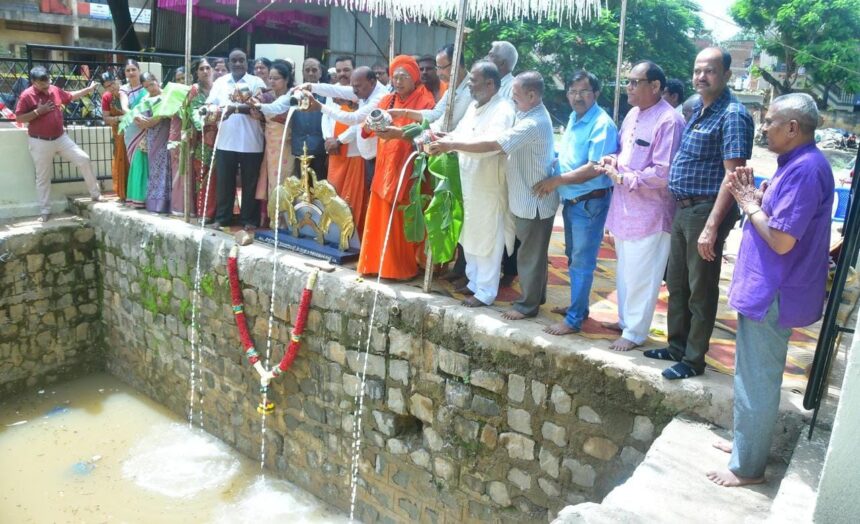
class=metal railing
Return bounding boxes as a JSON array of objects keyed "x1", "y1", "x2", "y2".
[{"x1": 1, "y1": 44, "x2": 204, "y2": 183}]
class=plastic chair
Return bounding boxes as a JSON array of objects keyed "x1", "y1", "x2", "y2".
[
  {"x1": 753, "y1": 175, "x2": 768, "y2": 188},
  {"x1": 833, "y1": 187, "x2": 851, "y2": 223}
]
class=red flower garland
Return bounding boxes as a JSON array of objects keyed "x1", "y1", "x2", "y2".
[{"x1": 227, "y1": 245, "x2": 317, "y2": 390}]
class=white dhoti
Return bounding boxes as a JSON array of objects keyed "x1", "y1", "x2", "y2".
[
  {"x1": 465, "y1": 214, "x2": 507, "y2": 305},
  {"x1": 615, "y1": 232, "x2": 671, "y2": 344}
]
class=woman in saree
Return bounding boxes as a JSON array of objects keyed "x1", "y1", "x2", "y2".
[
  {"x1": 357, "y1": 55, "x2": 436, "y2": 280},
  {"x1": 133, "y1": 73, "x2": 172, "y2": 214},
  {"x1": 193, "y1": 59, "x2": 218, "y2": 220},
  {"x1": 121, "y1": 60, "x2": 149, "y2": 208},
  {"x1": 170, "y1": 58, "x2": 216, "y2": 217},
  {"x1": 100, "y1": 72, "x2": 127, "y2": 201},
  {"x1": 254, "y1": 59, "x2": 295, "y2": 228}
]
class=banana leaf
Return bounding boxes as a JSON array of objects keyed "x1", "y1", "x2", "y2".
[
  {"x1": 400, "y1": 153, "x2": 430, "y2": 243},
  {"x1": 118, "y1": 82, "x2": 191, "y2": 134},
  {"x1": 423, "y1": 152, "x2": 463, "y2": 263}
]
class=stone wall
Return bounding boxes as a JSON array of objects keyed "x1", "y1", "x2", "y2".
[
  {"x1": 89, "y1": 204, "x2": 719, "y2": 524},
  {"x1": 0, "y1": 219, "x2": 102, "y2": 396}
]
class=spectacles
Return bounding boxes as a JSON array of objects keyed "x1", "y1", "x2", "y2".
[
  {"x1": 33, "y1": 75, "x2": 50, "y2": 82},
  {"x1": 623, "y1": 78, "x2": 651, "y2": 88},
  {"x1": 567, "y1": 89, "x2": 594, "y2": 98},
  {"x1": 436, "y1": 63, "x2": 452, "y2": 71}
]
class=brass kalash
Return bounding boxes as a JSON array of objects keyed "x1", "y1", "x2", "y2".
[{"x1": 255, "y1": 142, "x2": 359, "y2": 263}]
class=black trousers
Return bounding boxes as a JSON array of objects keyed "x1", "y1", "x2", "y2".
[
  {"x1": 501, "y1": 238, "x2": 521, "y2": 276},
  {"x1": 215, "y1": 149, "x2": 263, "y2": 226}
]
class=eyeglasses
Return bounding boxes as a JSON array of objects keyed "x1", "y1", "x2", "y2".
[
  {"x1": 567, "y1": 89, "x2": 594, "y2": 98},
  {"x1": 623, "y1": 78, "x2": 651, "y2": 88},
  {"x1": 33, "y1": 75, "x2": 50, "y2": 82},
  {"x1": 435, "y1": 63, "x2": 452, "y2": 71}
]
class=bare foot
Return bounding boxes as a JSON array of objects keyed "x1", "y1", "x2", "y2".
[
  {"x1": 544, "y1": 321, "x2": 580, "y2": 336},
  {"x1": 551, "y1": 305, "x2": 569, "y2": 315},
  {"x1": 462, "y1": 296, "x2": 488, "y2": 308},
  {"x1": 706, "y1": 469, "x2": 764, "y2": 487},
  {"x1": 502, "y1": 309, "x2": 529, "y2": 320},
  {"x1": 713, "y1": 440, "x2": 732, "y2": 454},
  {"x1": 601, "y1": 321, "x2": 623, "y2": 332},
  {"x1": 609, "y1": 337, "x2": 639, "y2": 351}
]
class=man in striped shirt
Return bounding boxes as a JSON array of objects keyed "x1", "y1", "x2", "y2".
[{"x1": 431, "y1": 71, "x2": 559, "y2": 319}]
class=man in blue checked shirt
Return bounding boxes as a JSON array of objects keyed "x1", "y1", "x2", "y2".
[
  {"x1": 534, "y1": 71, "x2": 618, "y2": 335},
  {"x1": 644, "y1": 47, "x2": 754, "y2": 379}
]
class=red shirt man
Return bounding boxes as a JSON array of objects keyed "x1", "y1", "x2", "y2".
[{"x1": 15, "y1": 66, "x2": 101, "y2": 221}]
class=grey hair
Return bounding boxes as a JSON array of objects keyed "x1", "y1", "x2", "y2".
[
  {"x1": 471, "y1": 60, "x2": 501, "y2": 89},
  {"x1": 492, "y1": 41, "x2": 519, "y2": 71},
  {"x1": 515, "y1": 71, "x2": 544, "y2": 97},
  {"x1": 771, "y1": 93, "x2": 819, "y2": 134}
]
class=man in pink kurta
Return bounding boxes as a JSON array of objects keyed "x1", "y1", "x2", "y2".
[{"x1": 598, "y1": 61, "x2": 686, "y2": 350}]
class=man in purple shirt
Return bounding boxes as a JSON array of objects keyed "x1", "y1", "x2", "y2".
[
  {"x1": 707, "y1": 93, "x2": 833, "y2": 487},
  {"x1": 597, "y1": 61, "x2": 686, "y2": 351}
]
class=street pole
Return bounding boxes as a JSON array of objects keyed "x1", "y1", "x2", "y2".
[
  {"x1": 613, "y1": 0, "x2": 628, "y2": 123},
  {"x1": 183, "y1": 0, "x2": 193, "y2": 222},
  {"x1": 422, "y1": 0, "x2": 468, "y2": 294}
]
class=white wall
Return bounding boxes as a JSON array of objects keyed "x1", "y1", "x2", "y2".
[
  {"x1": 0, "y1": 127, "x2": 113, "y2": 219},
  {"x1": 814, "y1": 290, "x2": 860, "y2": 521}
]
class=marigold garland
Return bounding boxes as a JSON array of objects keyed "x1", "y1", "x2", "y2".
[{"x1": 227, "y1": 245, "x2": 318, "y2": 406}]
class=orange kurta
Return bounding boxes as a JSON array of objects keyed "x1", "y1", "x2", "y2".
[
  {"x1": 327, "y1": 102, "x2": 367, "y2": 236},
  {"x1": 357, "y1": 85, "x2": 435, "y2": 279}
]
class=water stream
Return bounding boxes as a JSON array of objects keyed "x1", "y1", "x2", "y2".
[
  {"x1": 259, "y1": 106, "x2": 296, "y2": 470},
  {"x1": 188, "y1": 106, "x2": 228, "y2": 429},
  {"x1": 347, "y1": 151, "x2": 420, "y2": 521}
]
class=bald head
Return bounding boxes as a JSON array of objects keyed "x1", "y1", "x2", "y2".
[
  {"x1": 350, "y1": 66, "x2": 377, "y2": 100},
  {"x1": 693, "y1": 46, "x2": 732, "y2": 104}
]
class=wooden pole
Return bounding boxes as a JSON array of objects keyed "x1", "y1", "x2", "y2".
[
  {"x1": 613, "y1": 0, "x2": 628, "y2": 123},
  {"x1": 388, "y1": 19, "x2": 396, "y2": 60},
  {"x1": 183, "y1": 0, "x2": 193, "y2": 222},
  {"x1": 422, "y1": 0, "x2": 468, "y2": 294}
]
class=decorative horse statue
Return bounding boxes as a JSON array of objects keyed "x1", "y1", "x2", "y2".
[
  {"x1": 313, "y1": 180, "x2": 355, "y2": 251},
  {"x1": 268, "y1": 177, "x2": 304, "y2": 236}
]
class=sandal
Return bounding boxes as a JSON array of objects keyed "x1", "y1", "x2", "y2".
[
  {"x1": 662, "y1": 362, "x2": 700, "y2": 380},
  {"x1": 643, "y1": 348, "x2": 681, "y2": 362}
]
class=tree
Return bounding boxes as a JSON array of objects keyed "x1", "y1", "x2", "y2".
[
  {"x1": 107, "y1": 0, "x2": 142, "y2": 51},
  {"x1": 731, "y1": 0, "x2": 860, "y2": 105},
  {"x1": 466, "y1": 0, "x2": 703, "y2": 119}
]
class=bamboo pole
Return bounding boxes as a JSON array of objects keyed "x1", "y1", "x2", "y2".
[
  {"x1": 388, "y1": 19, "x2": 396, "y2": 60},
  {"x1": 422, "y1": 0, "x2": 468, "y2": 294},
  {"x1": 183, "y1": 0, "x2": 193, "y2": 222},
  {"x1": 612, "y1": 0, "x2": 628, "y2": 123}
]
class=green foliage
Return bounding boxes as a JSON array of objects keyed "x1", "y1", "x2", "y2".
[
  {"x1": 400, "y1": 154, "x2": 430, "y2": 243},
  {"x1": 467, "y1": 0, "x2": 703, "y2": 116},
  {"x1": 199, "y1": 273, "x2": 216, "y2": 298},
  {"x1": 731, "y1": 0, "x2": 860, "y2": 98},
  {"x1": 423, "y1": 153, "x2": 464, "y2": 264}
]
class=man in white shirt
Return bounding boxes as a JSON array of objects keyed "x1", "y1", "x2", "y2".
[
  {"x1": 389, "y1": 43, "x2": 471, "y2": 133},
  {"x1": 487, "y1": 40, "x2": 520, "y2": 287},
  {"x1": 297, "y1": 64, "x2": 387, "y2": 189},
  {"x1": 205, "y1": 49, "x2": 267, "y2": 228},
  {"x1": 488, "y1": 41, "x2": 518, "y2": 102},
  {"x1": 428, "y1": 61, "x2": 515, "y2": 307}
]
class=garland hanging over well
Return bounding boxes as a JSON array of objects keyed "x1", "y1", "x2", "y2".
[{"x1": 227, "y1": 245, "x2": 318, "y2": 413}]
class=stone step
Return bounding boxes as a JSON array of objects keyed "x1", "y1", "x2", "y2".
[
  {"x1": 553, "y1": 416, "x2": 788, "y2": 524},
  {"x1": 765, "y1": 425, "x2": 830, "y2": 524}
]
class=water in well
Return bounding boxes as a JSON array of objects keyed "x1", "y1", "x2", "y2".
[{"x1": 0, "y1": 373, "x2": 350, "y2": 523}]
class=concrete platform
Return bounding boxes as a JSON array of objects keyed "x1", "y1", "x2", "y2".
[{"x1": 554, "y1": 417, "x2": 788, "y2": 524}]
